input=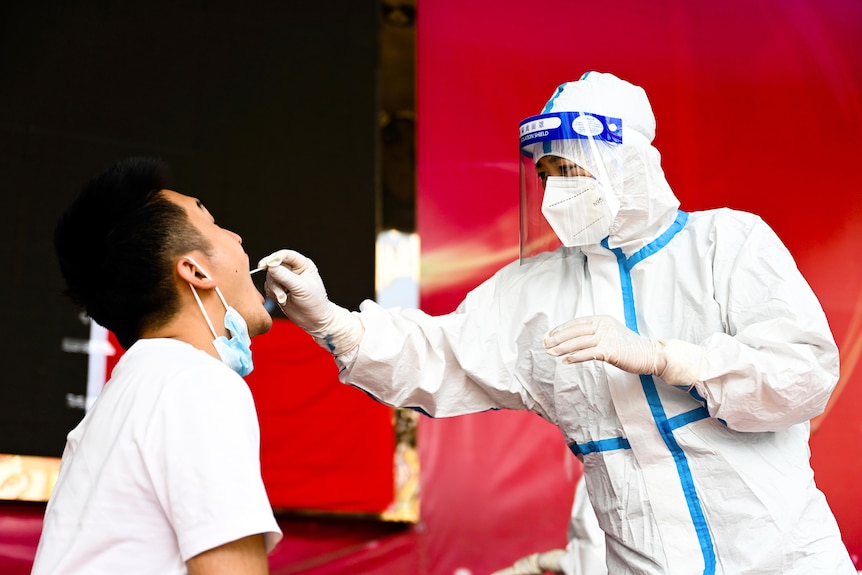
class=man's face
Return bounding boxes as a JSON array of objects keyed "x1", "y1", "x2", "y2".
[{"x1": 162, "y1": 190, "x2": 272, "y2": 338}]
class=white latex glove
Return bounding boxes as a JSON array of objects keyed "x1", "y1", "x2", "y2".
[
  {"x1": 491, "y1": 549, "x2": 566, "y2": 575},
  {"x1": 543, "y1": 315, "x2": 704, "y2": 387},
  {"x1": 260, "y1": 249, "x2": 363, "y2": 355}
]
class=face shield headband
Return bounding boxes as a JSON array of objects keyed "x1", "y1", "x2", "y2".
[{"x1": 519, "y1": 112, "x2": 623, "y2": 261}]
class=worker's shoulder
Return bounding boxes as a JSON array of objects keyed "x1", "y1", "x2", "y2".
[
  {"x1": 686, "y1": 206, "x2": 767, "y2": 235},
  {"x1": 487, "y1": 247, "x2": 582, "y2": 294}
]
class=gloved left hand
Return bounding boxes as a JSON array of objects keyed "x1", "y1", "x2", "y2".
[
  {"x1": 490, "y1": 549, "x2": 566, "y2": 575},
  {"x1": 544, "y1": 315, "x2": 704, "y2": 386}
]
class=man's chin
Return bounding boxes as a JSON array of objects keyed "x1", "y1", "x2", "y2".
[{"x1": 250, "y1": 315, "x2": 274, "y2": 337}]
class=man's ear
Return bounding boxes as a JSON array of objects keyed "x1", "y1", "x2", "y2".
[{"x1": 177, "y1": 256, "x2": 217, "y2": 289}]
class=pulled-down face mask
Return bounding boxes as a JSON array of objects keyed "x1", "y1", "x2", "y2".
[{"x1": 186, "y1": 258, "x2": 254, "y2": 376}]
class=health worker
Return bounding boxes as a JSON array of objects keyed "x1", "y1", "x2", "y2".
[{"x1": 260, "y1": 71, "x2": 854, "y2": 574}]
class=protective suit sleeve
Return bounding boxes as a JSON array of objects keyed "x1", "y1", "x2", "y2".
[
  {"x1": 337, "y1": 274, "x2": 553, "y2": 419},
  {"x1": 693, "y1": 215, "x2": 839, "y2": 432}
]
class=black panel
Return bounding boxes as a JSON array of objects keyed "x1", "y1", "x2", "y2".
[{"x1": 0, "y1": 1, "x2": 379, "y2": 456}]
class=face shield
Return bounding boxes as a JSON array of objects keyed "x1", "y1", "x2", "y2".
[{"x1": 519, "y1": 111, "x2": 625, "y2": 261}]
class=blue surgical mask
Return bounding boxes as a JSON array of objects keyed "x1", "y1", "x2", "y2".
[
  {"x1": 187, "y1": 259, "x2": 254, "y2": 377},
  {"x1": 209, "y1": 303, "x2": 254, "y2": 377}
]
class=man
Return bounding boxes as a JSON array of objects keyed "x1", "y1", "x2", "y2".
[
  {"x1": 260, "y1": 72, "x2": 854, "y2": 573},
  {"x1": 32, "y1": 157, "x2": 281, "y2": 574}
]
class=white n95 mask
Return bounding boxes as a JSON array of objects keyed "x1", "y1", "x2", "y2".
[{"x1": 541, "y1": 176, "x2": 619, "y2": 247}]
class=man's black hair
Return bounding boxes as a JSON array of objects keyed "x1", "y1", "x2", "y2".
[{"x1": 54, "y1": 157, "x2": 211, "y2": 348}]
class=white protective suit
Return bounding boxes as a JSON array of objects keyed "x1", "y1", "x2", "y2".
[{"x1": 264, "y1": 72, "x2": 854, "y2": 574}]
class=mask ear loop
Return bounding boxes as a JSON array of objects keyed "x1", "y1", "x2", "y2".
[
  {"x1": 185, "y1": 256, "x2": 229, "y2": 339},
  {"x1": 189, "y1": 284, "x2": 219, "y2": 339},
  {"x1": 212, "y1": 286, "x2": 230, "y2": 311}
]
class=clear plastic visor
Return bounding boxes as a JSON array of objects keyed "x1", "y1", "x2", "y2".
[{"x1": 519, "y1": 112, "x2": 624, "y2": 261}]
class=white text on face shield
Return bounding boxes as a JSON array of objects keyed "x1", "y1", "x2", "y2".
[{"x1": 520, "y1": 130, "x2": 549, "y2": 144}]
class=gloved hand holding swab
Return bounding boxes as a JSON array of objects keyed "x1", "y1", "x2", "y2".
[{"x1": 249, "y1": 253, "x2": 285, "y2": 275}]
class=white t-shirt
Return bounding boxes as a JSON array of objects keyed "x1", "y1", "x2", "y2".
[{"x1": 31, "y1": 338, "x2": 282, "y2": 575}]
